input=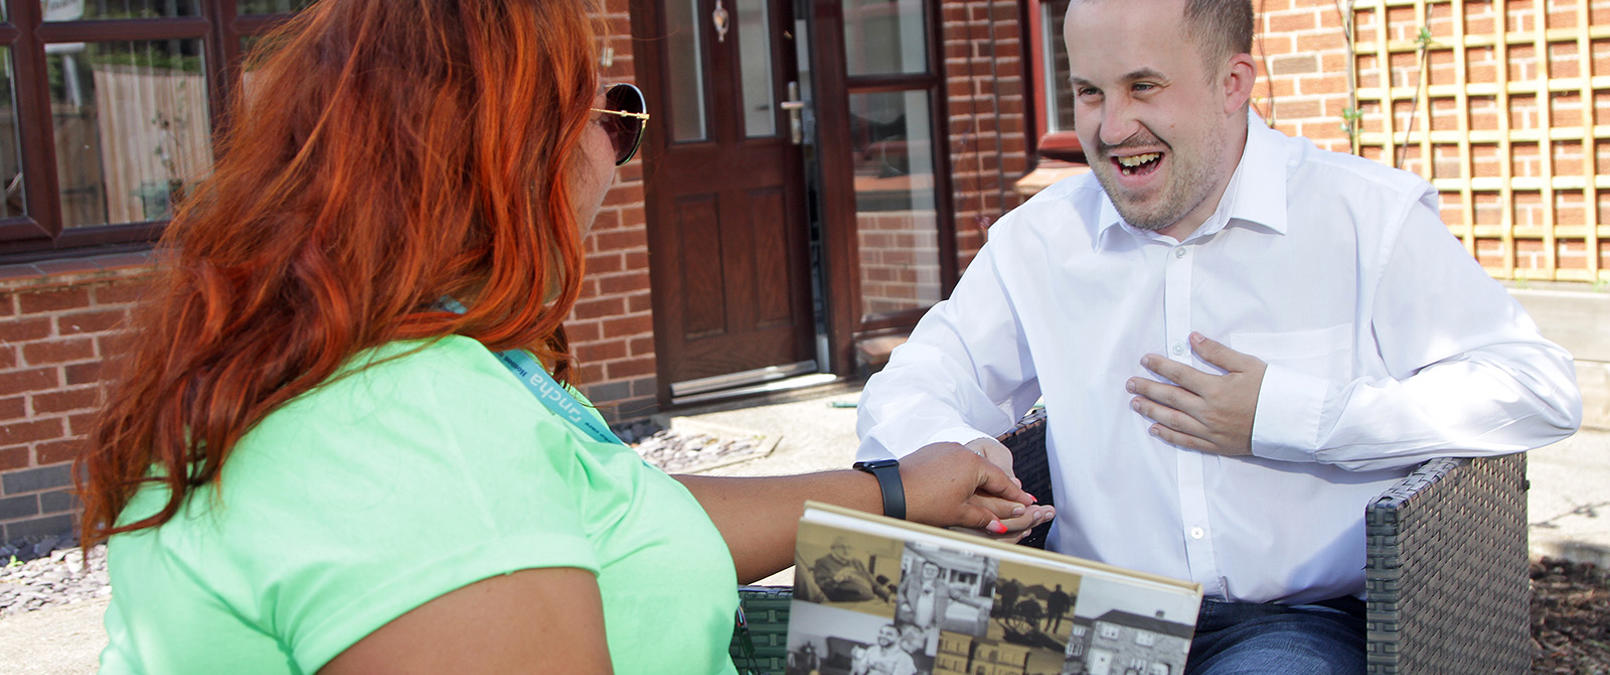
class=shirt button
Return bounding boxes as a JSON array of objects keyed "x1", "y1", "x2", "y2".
[
  {"x1": 1190, "y1": 527, "x2": 1205, "y2": 540},
  {"x1": 1172, "y1": 343, "x2": 1186, "y2": 356},
  {"x1": 1175, "y1": 247, "x2": 1188, "y2": 259}
]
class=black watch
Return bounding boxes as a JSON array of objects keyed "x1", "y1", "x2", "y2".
[{"x1": 852, "y1": 458, "x2": 906, "y2": 520}]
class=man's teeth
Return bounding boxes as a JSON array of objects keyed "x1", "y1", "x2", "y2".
[{"x1": 1117, "y1": 153, "x2": 1161, "y2": 168}]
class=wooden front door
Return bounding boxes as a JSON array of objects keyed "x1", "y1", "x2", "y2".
[{"x1": 634, "y1": 0, "x2": 817, "y2": 400}]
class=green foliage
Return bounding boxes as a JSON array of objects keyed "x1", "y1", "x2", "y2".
[
  {"x1": 1340, "y1": 107, "x2": 1364, "y2": 140},
  {"x1": 1415, "y1": 26, "x2": 1435, "y2": 50}
]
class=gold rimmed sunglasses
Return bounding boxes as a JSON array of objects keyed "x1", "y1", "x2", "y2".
[{"x1": 590, "y1": 83, "x2": 650, "y2": 166}]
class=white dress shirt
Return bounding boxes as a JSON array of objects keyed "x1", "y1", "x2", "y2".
[{"x1": 856, "y1": 115, "x2": 1581, "y2": 604}]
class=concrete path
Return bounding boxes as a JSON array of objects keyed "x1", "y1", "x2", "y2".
[
  {"x1": 0, "y1": 598, "x2": 104, "y2": 674},
  {"x1": 4, "y1": 384, "x2": 1605, "y2": 670},
  {"x1": 1526, "y1": 429, "x2": 1610, "y2": 565}
]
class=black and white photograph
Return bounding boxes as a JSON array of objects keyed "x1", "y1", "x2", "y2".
[
  {"x1": 894, "y1": 542, "x2": 999, "y2": 659},
  {"x1": 974, "y1": 560, "x2": 1083, "y2": 674},
  {"x1": 795, "y1": 521, "x2": 904, "y2": 616},
  {"x1": 1060, "y1": 577, "x2": 1198, "y2": 675},
  {"x1": 785, "y1": 601, "x2": 931, "y2": 675}
]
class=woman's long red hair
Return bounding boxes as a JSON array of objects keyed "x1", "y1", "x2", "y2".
[{"x1": 76, "y1": 0, "x2": 600, "y2": 544}]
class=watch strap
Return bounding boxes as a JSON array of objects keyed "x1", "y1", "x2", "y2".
[{"x1": 853, "y1": 459, "x2": 905, "y2": 520}]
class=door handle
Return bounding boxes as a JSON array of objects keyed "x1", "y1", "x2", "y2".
[{"x1": 781, "y1": 81, "x2": 805, "y2": 145}]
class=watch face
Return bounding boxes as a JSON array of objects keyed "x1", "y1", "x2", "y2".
[{"x1": 855, "y1": 459, "x2": 898, "y2": 470}]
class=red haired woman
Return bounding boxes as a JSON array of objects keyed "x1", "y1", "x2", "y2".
[{"x1": 76, "y1": 2, "x2": 1038, "y2": 672}]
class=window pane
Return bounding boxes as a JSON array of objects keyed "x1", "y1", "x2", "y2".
[
  {"x1": 237, "y1": 0, "x2": 315, "y2": 15},
  {"x1": 2, "y1": 48, "x2": 24, "y2": 218},
  {"x1": 841, "y1": 0, "x2": 927, "y2": 77},
  {"x1": 666, "y1": 0, "x2": 709, "y2": 142},
  {"x1": 44, "y1": 0, "x2": 200, "y2": 21},
  {"x1": 736, "y1": 0, "x2": 775, "y2": 138},
  {"x1": 48, "y1": 39, "x2": 213, "y2": 227},
  {"x1": 1042, "y1": 0, "x2": 1075, "y2": 133},
  {"x1": 849, "y1": 89, "x2": 940, "y2": 322}
]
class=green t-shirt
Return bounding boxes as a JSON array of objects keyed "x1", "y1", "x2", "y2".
[{"x1": 100, "y1": 336, "x2": 740, "y2": 673}]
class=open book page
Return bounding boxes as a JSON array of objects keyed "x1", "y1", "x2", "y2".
[{"x1": 786, "y1": 502, "x2": 1202, "y2": 675}]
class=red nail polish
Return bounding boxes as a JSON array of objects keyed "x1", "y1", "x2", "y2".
[{"x1": 988, "y1": 521, "x2": 1008, "y2": 535}]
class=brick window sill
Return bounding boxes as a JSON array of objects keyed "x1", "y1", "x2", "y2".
[{"x1": 0, "y1": 251, "x2": 159, "y2": 293}]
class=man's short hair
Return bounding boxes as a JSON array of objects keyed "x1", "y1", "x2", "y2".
[
  {"x1": 1069, "y1": 0, "x2": 1253, "y2": 69},
  {"x1": 1183, "y1": 0, "x2": 1254, "y2": 65}
]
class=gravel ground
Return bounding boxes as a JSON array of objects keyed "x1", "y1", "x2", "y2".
[
  {"x1": 1531, "y1": 558, "x2": 1610, "y2": 673},
  {"x1": 0, "y1": 544, "x2": 109, "y2": 619}
]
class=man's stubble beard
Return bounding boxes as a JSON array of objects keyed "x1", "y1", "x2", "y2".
[{"x1": 1091, "y1": 121, "x2": 1228, "y2": 232}]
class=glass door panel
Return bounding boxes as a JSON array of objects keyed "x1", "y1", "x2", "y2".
[
  {"x1": 848, "y1": 89, "x2": 940, "y2": 322},
  {"x1": 667, "y1": 0, "x2": 710, "y2": 142},
  {"x1": 736, "y1": 0, "x2": 776, "y2": 137},
  {"x1": 841, "y1": 0, "x2": 927, "y2": 77}
]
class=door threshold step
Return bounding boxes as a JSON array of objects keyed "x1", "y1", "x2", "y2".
[{"x1": 669, "y1": 372, "x2": 840, "y2": 407}]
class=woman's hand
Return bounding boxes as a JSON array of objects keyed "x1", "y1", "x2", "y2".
[{"x1": 899, "y1": 443, "x2": 1053, "y2": 538}]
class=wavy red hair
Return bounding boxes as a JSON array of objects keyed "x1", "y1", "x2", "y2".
[{"x1": 76, "y1": 0, "x2": 601, "y2": 544}]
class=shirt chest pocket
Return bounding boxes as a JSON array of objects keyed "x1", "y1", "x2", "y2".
[{"x1": 1228, "y1": 323, "x2": 1353, "y2": 384}]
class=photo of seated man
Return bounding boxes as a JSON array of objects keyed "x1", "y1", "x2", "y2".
[
  {"x1": 794, "y1": 524, "x2": 903, "y2": 615},
  {"x1": 814, "y1": 536, "x2": 896, "y2": 603}
]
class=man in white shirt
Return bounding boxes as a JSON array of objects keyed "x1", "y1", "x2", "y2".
[
  {"x1": 852, "y1": 624, "x2": 918, "y2": 675},
  {"x1": 855, "y1": 0, "x2": 1582, "y2": 672}
]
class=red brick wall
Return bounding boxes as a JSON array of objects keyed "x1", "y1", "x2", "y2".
[
  {"x1": 1252, "y1": 0, "x2": 1356, "y2": 153},
  {"x1": 1, "y1": 260, "x2": 151, "y2": 545},
  {"x1": 943, "y1": 0, "x2": 1031, "y2": 271},
  {"x1": 857, "y1": 210, "x2": 944, "y2": 317},
  {"x1": 570, "y1": 0, "x2": 658, "y2": 422}
]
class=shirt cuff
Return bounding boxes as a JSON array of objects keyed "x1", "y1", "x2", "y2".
[
  {"x1": 1249, "y1": 362, "x2": 1329, "y2": 462},
  {"x1": 918, "y1": 426, "x2": 996, "y2": 453}
]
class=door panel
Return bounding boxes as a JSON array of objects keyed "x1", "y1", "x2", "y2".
[
  {"x1": 748, "y1": 187, "x2": 791, "y2": 325},
  {"x1": 637, "y1": 0, "x2": 816, "y2": 396},
  {"x1": 674, "y1": 194, "x2": 726, "y2": 337}
]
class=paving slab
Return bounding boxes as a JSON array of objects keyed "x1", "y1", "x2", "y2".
[{"x1": 1528, "y1": 429, "x2": 1610, "y2": 566}]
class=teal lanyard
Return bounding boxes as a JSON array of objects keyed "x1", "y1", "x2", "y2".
[{"x1": 437, "y1": 297, "x2": 624, "y2": 446}]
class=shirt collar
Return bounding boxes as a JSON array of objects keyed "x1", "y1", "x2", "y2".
[{"x1": 1094, "y1": 111, "x2": 1289, "y2": 247}]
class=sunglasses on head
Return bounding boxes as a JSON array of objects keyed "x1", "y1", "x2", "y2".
[{"x1": 590, "y1": 83, "x2": 650, "y2": 166}]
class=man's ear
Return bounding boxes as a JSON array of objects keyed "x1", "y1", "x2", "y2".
[{"x1": 1222, "y1": 53, "x2": 1257, "y2": 115}]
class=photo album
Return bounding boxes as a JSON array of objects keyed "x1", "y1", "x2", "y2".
[{"x1": 785, "y1": 502, "x2": 1203, "y2": 675}]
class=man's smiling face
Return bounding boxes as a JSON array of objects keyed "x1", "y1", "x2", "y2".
[{"x1": 1064, "y1": 0, "x2": 1246, "y2": 239}]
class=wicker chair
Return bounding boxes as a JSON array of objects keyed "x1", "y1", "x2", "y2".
[
  {"x1": 731, "y1": 408, "x2": 1532, "y2": 674},
  {"x1": 1000, "y1": 407, "x2": 1532, "y2": 675}
]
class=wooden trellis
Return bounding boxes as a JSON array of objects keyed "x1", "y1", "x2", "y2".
[{"x1": 1351, "y1": 0, "x2": 1608, "y2": 283}]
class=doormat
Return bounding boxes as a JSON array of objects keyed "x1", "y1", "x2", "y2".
[{"x1": 633, "y1": 418, "x2": 781, "y2": 474}]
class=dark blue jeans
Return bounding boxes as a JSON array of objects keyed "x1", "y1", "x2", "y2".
[{"x1": 1185, "y1": 597, "x2": 1366, "y2": 675}]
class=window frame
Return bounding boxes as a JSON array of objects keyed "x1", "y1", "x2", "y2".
[
  {"x1": 0, "y1": 0, "x2": 302, "y2": 263},
  {"x1": 1025, "y1": 0, "x2": 1083, "y2": 163}
]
